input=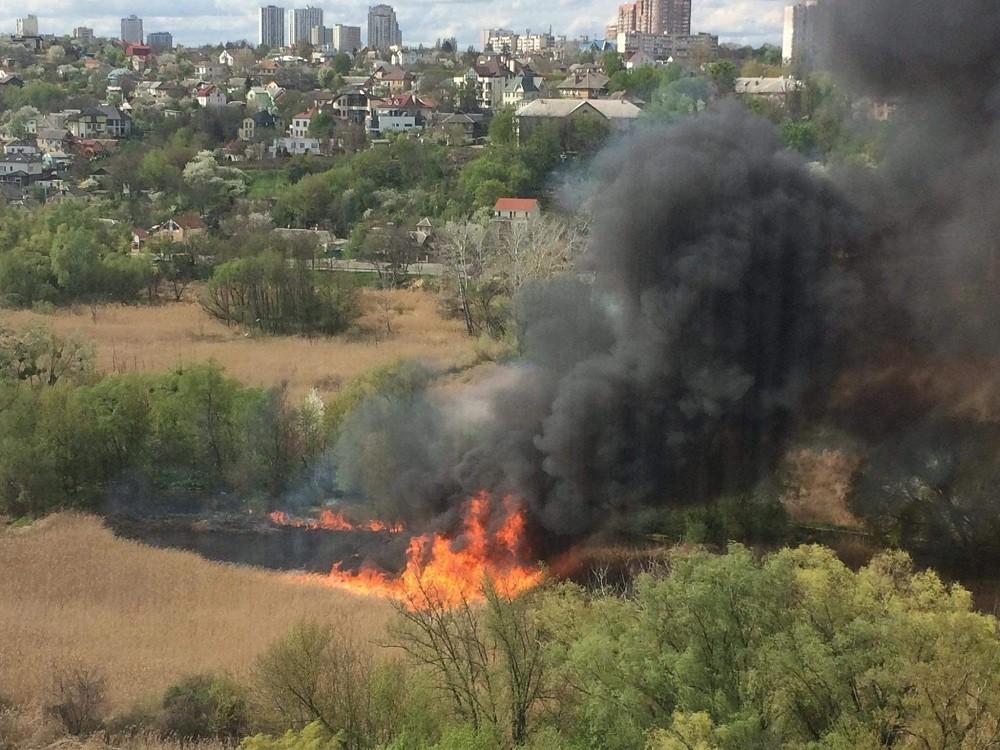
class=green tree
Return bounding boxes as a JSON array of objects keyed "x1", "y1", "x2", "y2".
[
  {"x1": 706, "y1": 60, "x2": 739, "y2": 94},
  {"x1": 332, "y1": 52, "x2": 352, "y2": 76}
]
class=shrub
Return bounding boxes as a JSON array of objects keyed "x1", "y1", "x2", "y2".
[
  {"x1": 159, "y1": 674, "x2": 250, "y2": 743},
  {"x1": 45, "y1": 665, "x2": 107, "y2": 736},
  {"x1": 240, "y1": 721, "x2": 342, "y2": 750}
]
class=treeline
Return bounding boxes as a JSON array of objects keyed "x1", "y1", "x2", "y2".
[
  {"x1": 17, "y1": 546, "x2": 1000, "y2": 750},
  {"x1": 0, "y1": 335, "x2": 328, "y2": 516},
  {"x1": 203, "y1": 253, "x2": 360, "y2": 336}
]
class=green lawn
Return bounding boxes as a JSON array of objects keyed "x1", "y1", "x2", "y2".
[{"x1": 246, "y1": 169, "x2": 291, "y2": 199}]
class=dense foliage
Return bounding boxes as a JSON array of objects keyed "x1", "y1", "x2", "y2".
[
  {"x1": 0, "y1": 203, "x2": 150, "y2": 307},
  {"x1": 59, "y1": 546, "x2": 1000, "y2": 750},
  {"x1": 0, "y1": 352, "x2": 327, "y2": 516}
]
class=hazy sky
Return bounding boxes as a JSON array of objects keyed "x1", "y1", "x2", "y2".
[{"x1": 1, "y1": 0, "x2": 787, "y2": 48}]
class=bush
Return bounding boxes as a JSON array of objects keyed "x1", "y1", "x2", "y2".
[
  {"x1": 159, "y1": 674, "x2": 250, "y2": 743},
  {"x1": 240, "y1": 722, "x2": 342, "y2": 750},
  {"x1": 45, "y1": 665, "x2": 107, "y2": 737}
]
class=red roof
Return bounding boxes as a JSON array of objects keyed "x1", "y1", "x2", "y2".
[
  {"x1": 196, "y1": 84, "x2": 218, "y2": 96},
  {"x1": 132, "y1": 227, "x2": 148, "y2": 238},
  {"x1": 126, "y1": 44, "x2": 151, "y2": 57},
  {"x1": 494, "y1": 198, "x2": 539, "y2": 213},
  {"x1": 294, "y1": 107, "x2": 319, "y2": 120}
]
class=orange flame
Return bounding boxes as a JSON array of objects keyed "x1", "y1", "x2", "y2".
[
  {"x1": 268, "y1": 509, "x2": 404, "y2": 534},
  {"x1": 318, "y1": 491, "x2": 545, "y2": 608}
]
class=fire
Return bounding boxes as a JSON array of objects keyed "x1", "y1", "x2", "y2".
[
  {"x1": 268, "y1": 509, "x2": 404, "y2": 534},
  {"x1": 320, "y1": 491, "x2": 545, "y2": 608}
]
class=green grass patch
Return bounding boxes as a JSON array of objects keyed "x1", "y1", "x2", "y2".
[{"x1": 246, "y1": 170, "x2": 291, "y2": 200}]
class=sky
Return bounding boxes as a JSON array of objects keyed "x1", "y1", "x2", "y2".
[{"x1": 0, "y1": 0, "x2": 788, "y2": 49}]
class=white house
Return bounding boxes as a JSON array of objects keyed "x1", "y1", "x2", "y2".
[
  {"x1": 270, "y1": 136, "x2": 322, "y2": 156},
  {"x1": 195, "y1": 84, "x2": 227, "y2": 108},
  {"x1": 219, "y1": 50, "x2": 236, "y2": 67},
  {"x1": 493, "y1": 197, "x2": 540, "y2": 221}
]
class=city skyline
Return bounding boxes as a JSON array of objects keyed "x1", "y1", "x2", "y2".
[{"x1": 2, "y1": 0, "x2": 788, "y2": 49}]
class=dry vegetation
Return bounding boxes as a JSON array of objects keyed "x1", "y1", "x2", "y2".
[
  {"x1": 1, "y1": 288, "x2": 475, "y2": 399},
  {"x1": 0, "y1": 514, "x2": 391, "y2": 711}
]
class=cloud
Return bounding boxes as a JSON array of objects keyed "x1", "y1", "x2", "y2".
[{"x1": 2, "y1": 0, "x2": 787, "y2": 47}]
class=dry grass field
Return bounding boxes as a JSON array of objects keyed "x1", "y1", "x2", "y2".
[
  {"x1": 0, "y1": 514, "x2": 392, "y2": 711},
  {"x1": 1, "y1": 288, "x2": 475, "y2": 399}
]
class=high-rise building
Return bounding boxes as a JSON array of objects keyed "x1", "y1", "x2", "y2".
[
  {"x1": 258, "y1": 5, "x2": 285, "y2": 48},
  {"x1": 368, "y1": 4, "x2": 401, "y2": 53},
  {"x1": 614, "y1": 0, "x2": 690, "y2": 37},
  {"x1": 782, "y1": 0, "x2": 832, "y2": 67},
  {"x1": 286, "y1": 7, "x2": 323, "y2": 47},
  {"x1": 147, "y1": 32, "x2": 174, "y2": 51},
  {"x1": 310, "y1": 25, "x2": 333, "y2": 47},
  {"x1": 121, "y1": 15, "x2": 144, "y2": 44},
  {"x1": 73, "y1": 26, "x2": 95, "y2": 43},
  {"x1": 332, "y1": 24, "x2": 362, "y2": 53},
  {"x1": 15, "y1": 15, "x2": 38, "y2": 37}
]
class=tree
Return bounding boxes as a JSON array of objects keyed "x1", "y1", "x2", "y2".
[
  {"x1": 332, "y1": 52, "x2": 352, "y2": 76},
  {"x1": 0, "y1": 324, "x2": 93, "y2": 387},
  {"x1": 488, "y1": 107, "x2": 516, "y2": 145},
  {"x1": 706, "y1": 60, "x2": 738, "y2": 95},
  {"x1": 181, "y1": 150, "x2": 247, "y2": 215},
  {"x1": 391, "y1": 581, "x2": 548, "y2": 747},
  {"x1": 600, "y1": 51, "x2": 625, "y2": 76},
  {"x1": 253, "y1": 620, "x2": 403, "y2": 750}
]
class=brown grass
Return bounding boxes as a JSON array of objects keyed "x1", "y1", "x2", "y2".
[
  {"x1": 0, "y1": 514, "x2": 392, "y2": 711},
  {"x1": 1, "y1": 288, "x2": 475, "y2": 400}
]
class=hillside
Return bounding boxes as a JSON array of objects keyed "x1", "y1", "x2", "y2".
[{"x1": 0, "y1": 514, "x2": 391, "y2": 710}]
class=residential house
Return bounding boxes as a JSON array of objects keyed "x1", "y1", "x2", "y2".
[
  {"x1": 0, "y1": 74, "x2": 24, "y2": 89},
  {"x1": 271, "y1": 136, "x2": 323, "y2": 156},
  {"x1": 3, "y1": 140, "x2": 38, "y2": 156},
  {"x1": 330, "y1": 85, "x2": 374, "y2": 124},
  {"x1": 219, "y1": 50, "x2": 236, "y2": 67},
  {"x1": 734, "y1": 77, "x2": 803, "y2": 108},
  {"x1": 154, "y1": 214, "x2": 208, "y2": 243},
  {"x1": 36, "y1": 128, "x2": 74, "y2": 155},
  {"x1": 493, "y1": 197, "x2": 540, "y2": 221},
  {"x1": 246, "y1": 86, "x2": 276, "y2": 112},
  {"x1": 503, "y1": 75, "x2": 541, "y2": 108},
  {"x1": 556, "y1": 71, "x2": 610, "y2": 99},
  {"x1": 196, "y1": 61, "x2": 227, "y2": 80},
  {"x1": 367, "y1": 104, "x2": 421, "y2": 135},
  {"x1": 0, "y1": 151, "x2": 44, "y2": 185},
  {"x1": 289, "y1": 108, "x2": 318, "y2": 138},
  {"x1": 435, "y1": 112, "x2": 487, "y2": 144},
  {"x1": 453, "y1": 59, "x2": 512, "y2": 111},
  {"x1": 372, "y1": 64, "x2": 414, "y2": 95},
  {"x1": 238, "y1": 111, "x2": 276, "y2": 141},
  {"x1": 195, "y1": 84, "x2": 227, "y2": 108},
  {"x1": 515, "y1": 98, "x2": 641, "y2": 141},
  {"x1": 66, "y1": 106, "x2": 132, "y2": 139}
]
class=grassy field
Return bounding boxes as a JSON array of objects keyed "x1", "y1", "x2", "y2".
[
  {"x1": 0, "y1": 514, "x2": 392, "y2": 711},
  {"x1": 2, "y1": 288, "x2": 476, "y2": 400}
]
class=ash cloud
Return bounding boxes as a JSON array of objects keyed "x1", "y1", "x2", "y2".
[{"x1": 337, "y1": 104, "x2": 858, "y2": 540}]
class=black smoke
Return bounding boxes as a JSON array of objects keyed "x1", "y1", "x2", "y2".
[
  {"x1": 336, "y1": 104, "x2": 859, "y2": 540},
  {"x1": 827, "y1": 0, "x2": 1000, "y2": 355}
]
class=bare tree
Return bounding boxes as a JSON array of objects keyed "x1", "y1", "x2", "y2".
[
  {"x1": 389, "y1": 579, "x2": 548, "y2": 746},
  {"x1": 498, "y1": 214, "x2": 583, "y2": 294}
]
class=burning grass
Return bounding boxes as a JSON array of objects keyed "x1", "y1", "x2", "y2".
[
  {"x1": 315, "y1": 492, "x2": 546, "y2": 609},
  {"x1": 0, "y1": 514, "x2": 392, "y2": 711},
  {"x1": 1, "y1": 287, "x2": 475, "y2": 400}
]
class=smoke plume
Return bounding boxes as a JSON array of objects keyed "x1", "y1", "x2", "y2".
[{"x1": 336, "y1": 104, "x2": 858, "y2": 539}]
